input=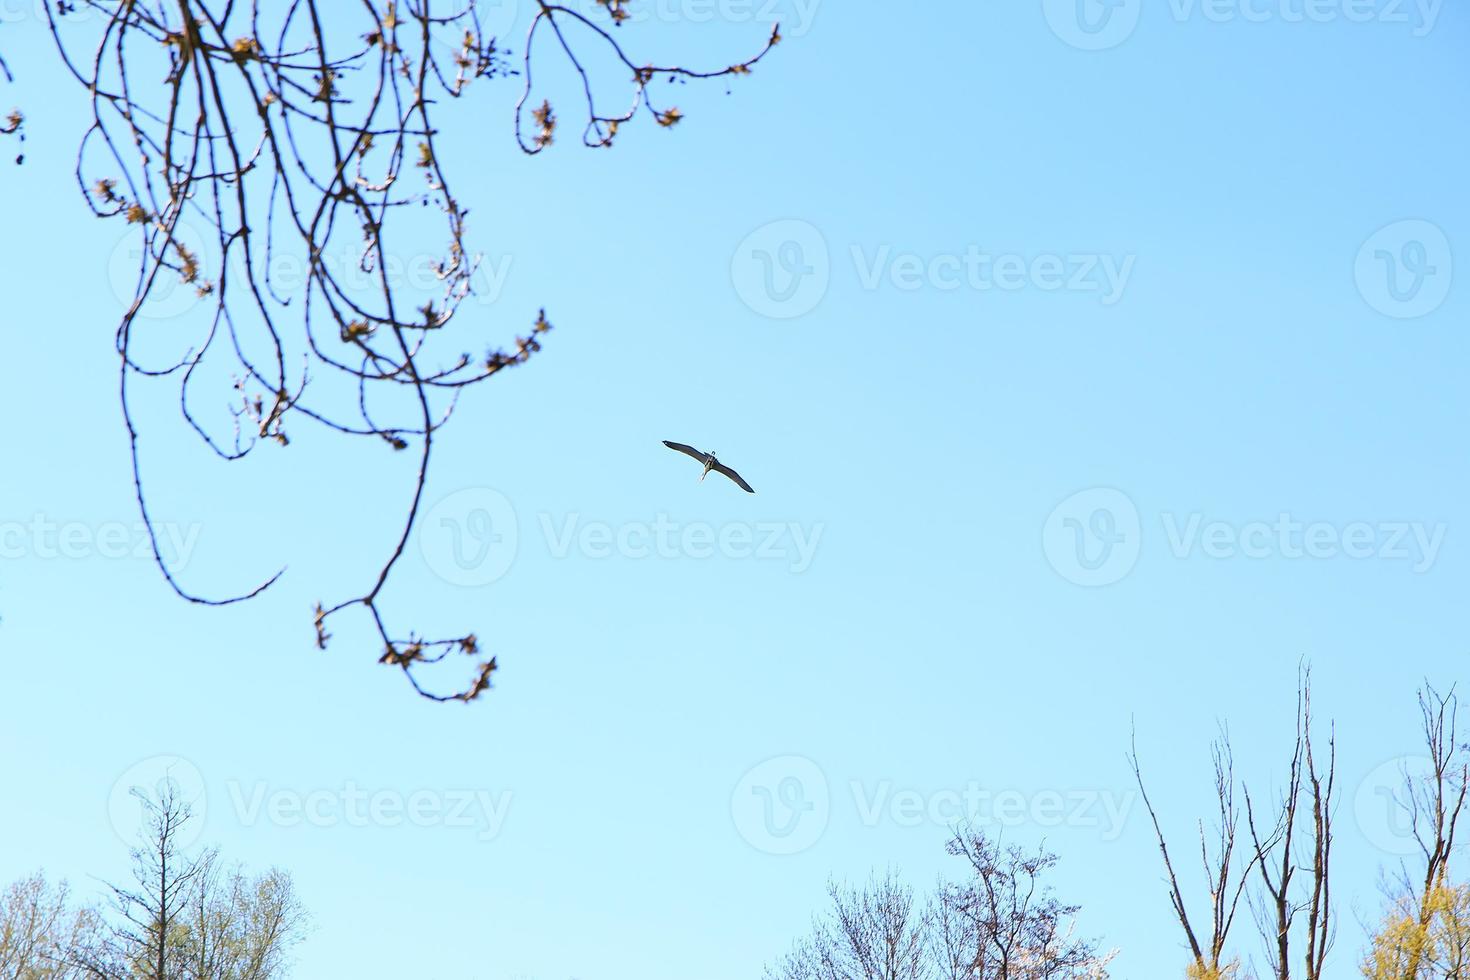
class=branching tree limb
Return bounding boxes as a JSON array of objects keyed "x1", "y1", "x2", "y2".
[
  {"x1": 765, "y1": 834, "x2": 1114, "y2": 979},
  {"x1": 0, "y1": 873, "x2": 96, "y2": 979},
  {"x1": 1241, "y1": 666, "x2": 1335, "y2": 980},
  {"x1": 1131, "y1": 725, "x2": 1257, "y2": 978},
  {"x1": 942, "y1": 829, "x2": 1115, "y2": 977},
  {"x1": 9, "y1": 0, "x2": 777, "y2": 701},
  {"x1": 1379, "y1": 683, "x2": 1470, "y2": 980}
]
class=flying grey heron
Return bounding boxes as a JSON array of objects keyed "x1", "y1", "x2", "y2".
[{"x1": 662, "y1": 441, "x2": 756, "y2": 493}]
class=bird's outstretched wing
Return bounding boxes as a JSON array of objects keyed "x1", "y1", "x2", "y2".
[
  {"x1": 713, "y1": 461, "x2": 756, "y2": 493},
  {"x1": 663, "y1": 440, "x2": 711, "y2": 465}
]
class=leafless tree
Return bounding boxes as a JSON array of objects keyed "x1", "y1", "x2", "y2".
[
  {"x1": 765, "y1": 871, "x2": 931, "y2": 980},
  {"x1": 927, "y1": 878, "x2": 973, "y2": 980},
  {"x1": 1131, "y1": 727, "x2": 1256, "y2": 978},
  {"x1": 65, "y1": 782, "x2": 307, "y2": 979},
  {"x1": 1241, "y1": 668, "x2": 1336, "y2": 980},
  {"x1": 939, "y1": 830, "x2": 1114, "y2": 979},
  {"x1": 1, "y1": 1, "x2": 778, "y2": 701},
  {"x1": 65, "y1": 782, "x2": 211, "y2": 979},
  {"x1": 766, "y1": 833, "x2": 1113, "y2": 980}
]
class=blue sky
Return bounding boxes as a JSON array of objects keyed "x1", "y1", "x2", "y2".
[{"x1": 1, "y1": 1, "x2": 1467, "y2": 976}]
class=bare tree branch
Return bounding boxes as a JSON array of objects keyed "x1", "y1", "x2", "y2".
[
  {"x1": 1242, "y1": 664, "x2": 1335, "y2": 980},
  {"x1": 1131, "y1": 723, "x2": 1258, "y2": 977},
  {"x1": 13, "y1": 0, "x2": 776, "y2": 700}
]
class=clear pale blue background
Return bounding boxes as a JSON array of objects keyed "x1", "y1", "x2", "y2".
[{"x1": 1, "y1": 1, "x2": 1467, "y2": 976}]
